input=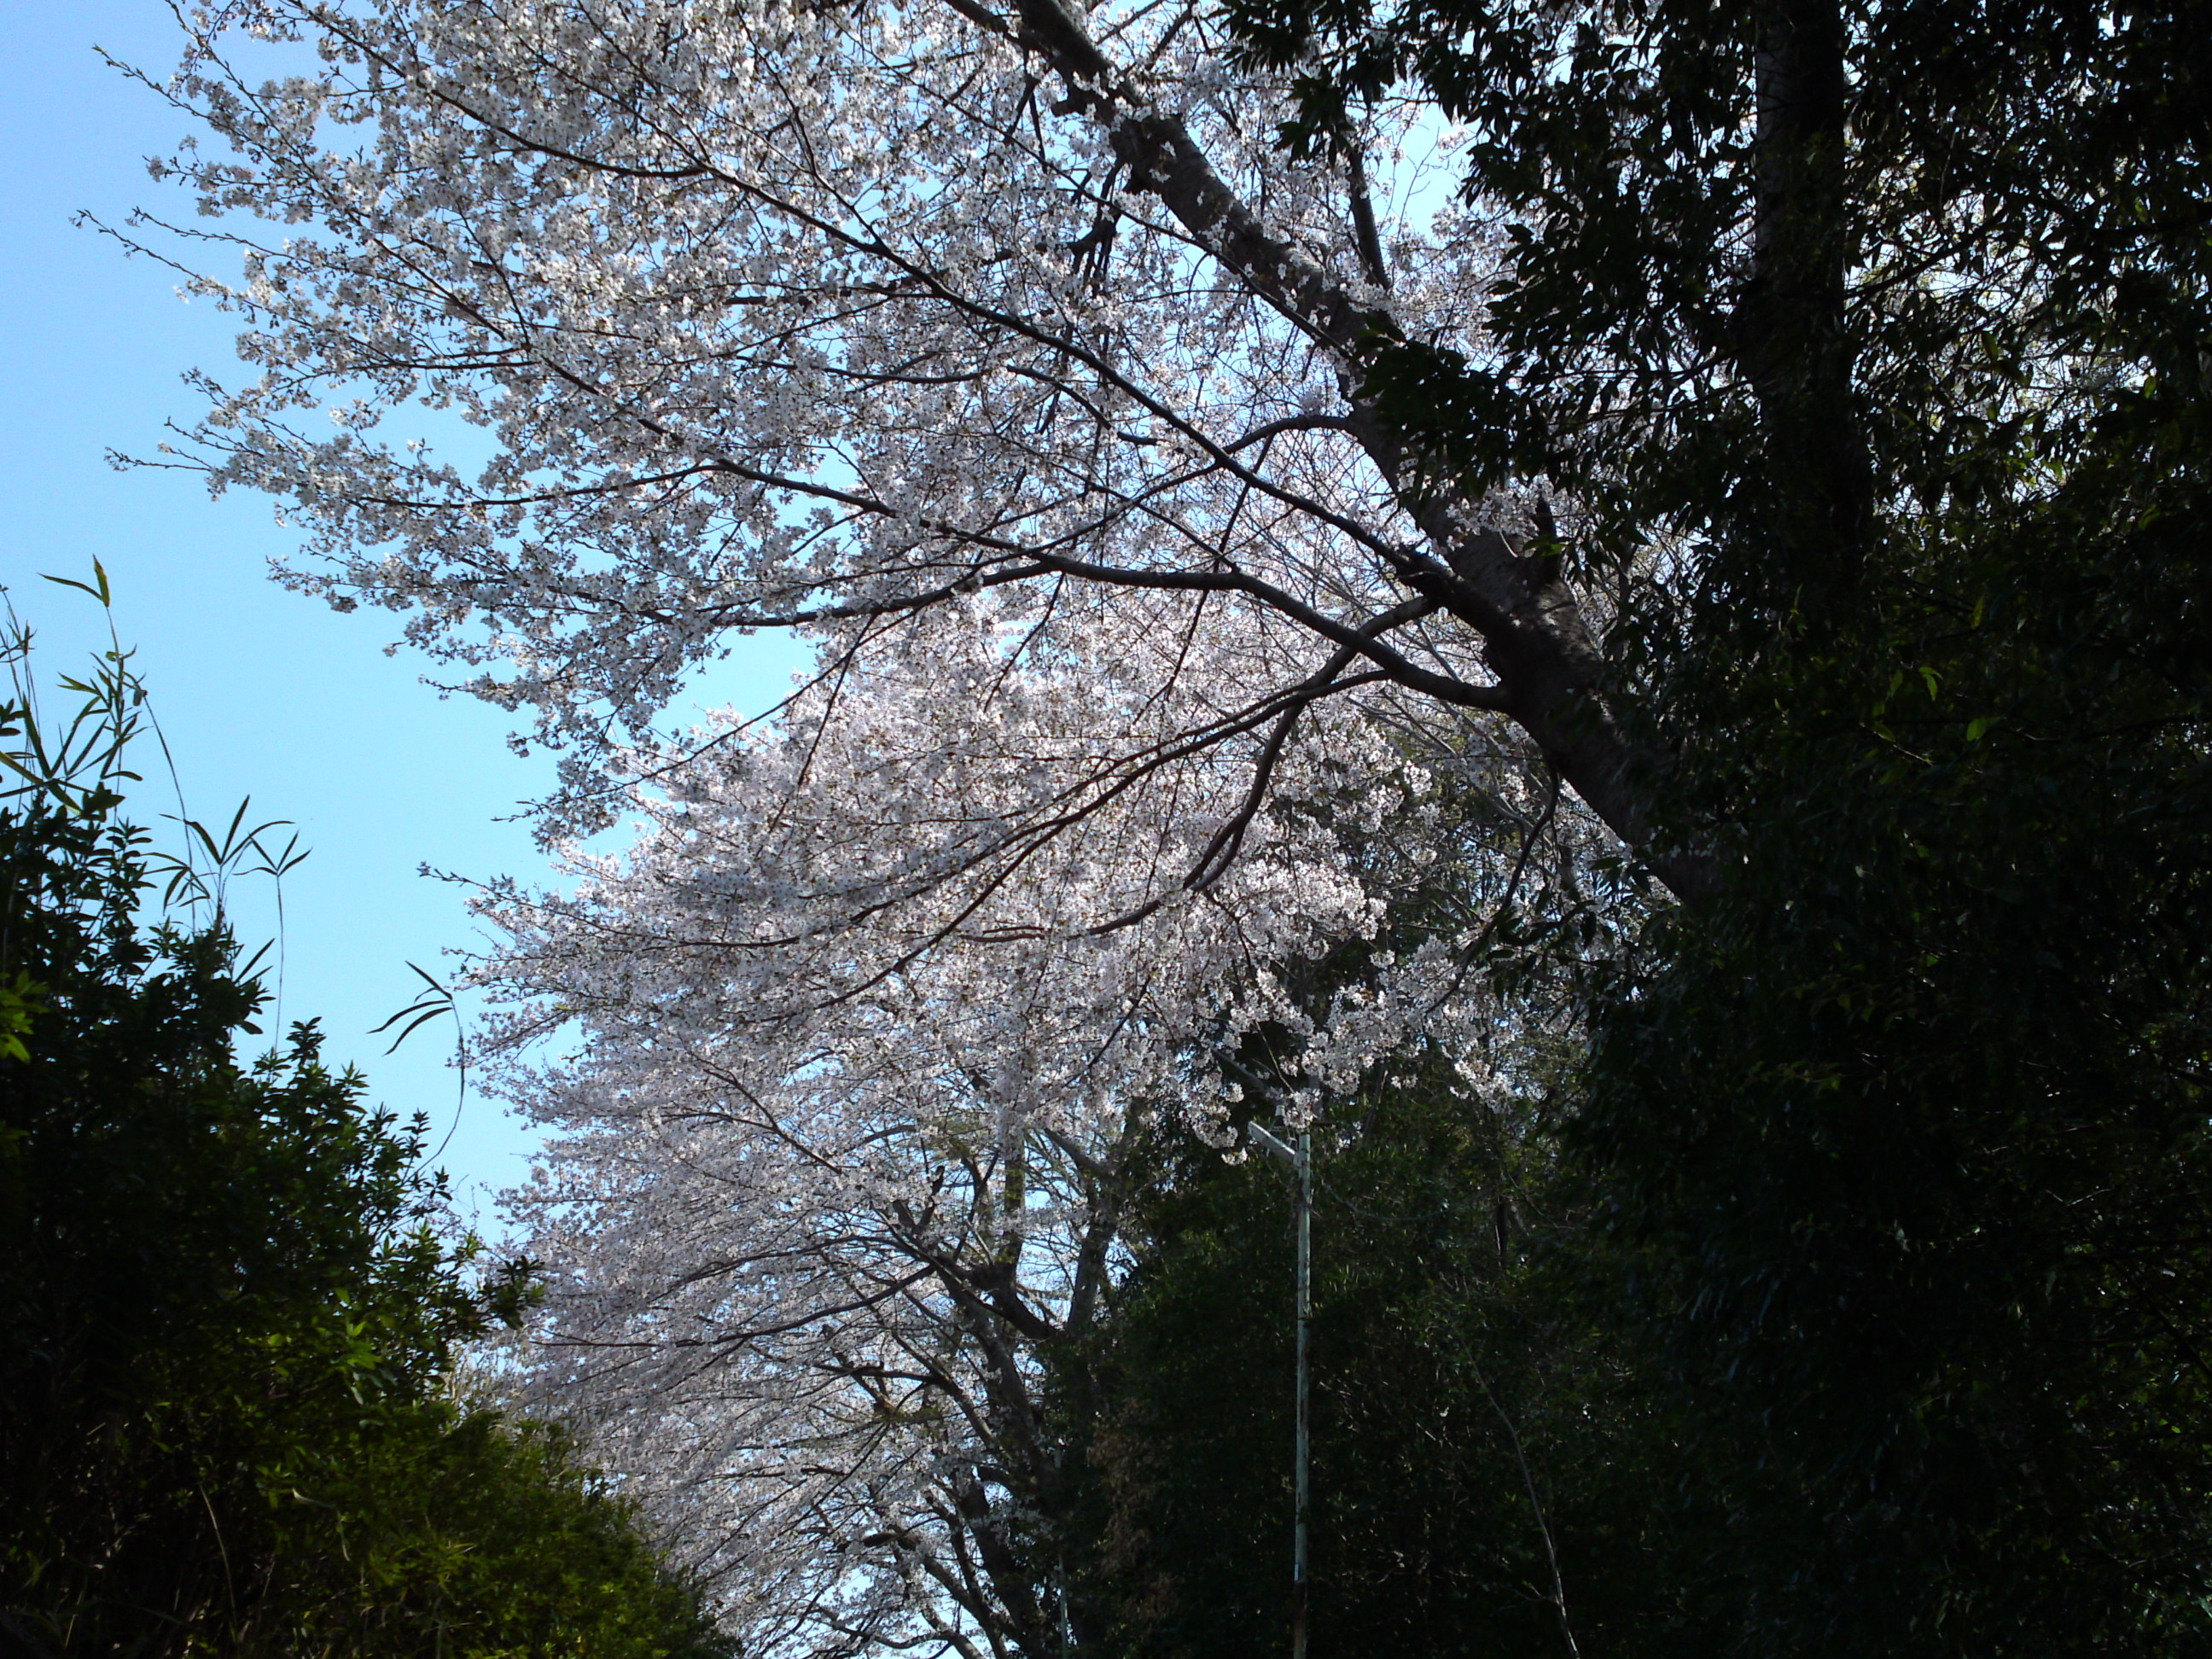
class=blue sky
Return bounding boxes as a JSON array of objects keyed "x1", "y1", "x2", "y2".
[{"x1": 1, "y1": 4, "x2": 805, "y2": 1225}]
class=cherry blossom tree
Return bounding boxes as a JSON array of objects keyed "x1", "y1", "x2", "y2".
[
  {"x1": 134, "y1": 0, "x2": 1665, "y2": 862},
  {"x1": 471, "y1": 590, "x2": 1591, "y2": 1654},
  {"x1": 116, "y1": 0, "x2": 1638, "y2": 1650}
]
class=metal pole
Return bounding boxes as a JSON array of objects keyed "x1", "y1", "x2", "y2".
[
  {"x1": 1248, "y1": 1119, "x2": 1313, "y2": 1659},
  {"x1": 1292, "y1": 1127, "x2": 1311, "y2": 1659}
]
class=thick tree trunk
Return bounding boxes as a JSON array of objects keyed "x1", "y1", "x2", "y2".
[
  {"x1": 1743, "y1": 0, "x2": 1872, "y2": 602},
  {"x1": 1003, "y1": 0, "x2": 1703, "y2": 894}
]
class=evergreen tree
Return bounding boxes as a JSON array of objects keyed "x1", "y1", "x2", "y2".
[
  {"x1": 1220, "y1": 0, "x2": 2212, "y2": 1646},
  {"x1": 0, "y1": 610, "x2": 732, "y2": 1657}
]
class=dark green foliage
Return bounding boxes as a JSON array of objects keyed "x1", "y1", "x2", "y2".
[
  {"x1": 257, "y1": 1412, "x2": 733, "y2": 1658},
  {"x1": 0, "y1": 633, "x2": 729, "y2": 1658},
  {"x1": 1060, "y1": 1072, "x2": 1732, "y2": 1659},
  {"x1": 1227, "y1": 0, "x2": 2211, "y2": 591},
  {"x1": 1574, "y1": 472, "x2": 2212, "y2": 1655},
  {"x1": 1133, "y1": 0, "x2": 2212, "y2": 1648}
]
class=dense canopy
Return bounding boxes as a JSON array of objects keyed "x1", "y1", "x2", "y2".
[{"x1": 102, "y1": 0, "x2": 2212, "y2": 1651}]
